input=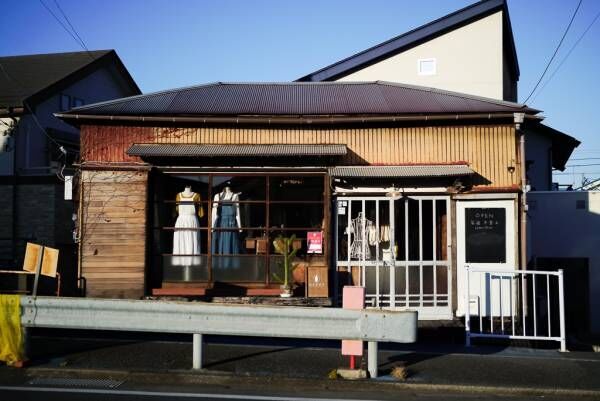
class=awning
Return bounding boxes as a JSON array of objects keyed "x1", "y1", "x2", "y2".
[
  {"x1": 328, "y1": 165, "x2": 474, "y2": 178},
  {"x1": 126, "y1": 144, "x2": 347, "y2": 157}
]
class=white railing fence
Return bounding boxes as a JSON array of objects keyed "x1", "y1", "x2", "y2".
[{"x1": 465, "y1": 267, "x2": 566, "y2": 352}]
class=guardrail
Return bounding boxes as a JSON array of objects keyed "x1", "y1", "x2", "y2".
[
  {"x1": 21, "y1": 296, "x2": 418, "y2": 378},
  {"x1": 465, "y1": 267, "x2": 566, "y2": 352}
]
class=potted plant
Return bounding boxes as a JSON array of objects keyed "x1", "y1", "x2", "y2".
[{"x1": 272, "y1": 234, "x2": 299, "y2": 297}]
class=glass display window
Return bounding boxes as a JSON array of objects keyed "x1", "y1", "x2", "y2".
[{"x1": 152, "y1": 172, "x2": 327, "y2": 286}]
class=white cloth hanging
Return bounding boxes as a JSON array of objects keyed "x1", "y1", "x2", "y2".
[
  {"x1": 350, "y1": 212, "x2": 373, "y2": 260},
  {"x1": 173, "y1": 192, "x2": 201, "y2": 266}
]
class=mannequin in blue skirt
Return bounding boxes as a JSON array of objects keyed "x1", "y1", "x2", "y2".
[{"x1": 211, "y1": 186, "x2": 241, "y2": 255}]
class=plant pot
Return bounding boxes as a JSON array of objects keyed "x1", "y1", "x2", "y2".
[{"x1": 280, "y1": 285, "x2": 293, "y2": 298}]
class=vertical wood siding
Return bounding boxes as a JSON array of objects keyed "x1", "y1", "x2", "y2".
[
  {"x1": 82, "y1": 124, "x2": 519, "y2": 188},
  {"x1": 80, "y1": 170, "x2": 148, "y2": 298}
]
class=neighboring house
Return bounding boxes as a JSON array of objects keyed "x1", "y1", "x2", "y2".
[
  {"x1": 0, "y1": 50, "x2": 140, "y2": 291},
  {"x1": 528, "y1": 191, "x2": 600, "y2": 334},
  {"x1": 297, "y1": 0, "x2": 579, "y2": 192},
  {"x1": 57, "y1": 81, "x2": 535, "y2": 322},
  {"x1": 297, "y1": 0, "x2": 519, "y2": 101}
]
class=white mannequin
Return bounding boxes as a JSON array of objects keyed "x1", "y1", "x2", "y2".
[
  {"x1": 212, "y1": 186, "x2": 242, "y2": 231},
  {"x1": 173, "y1": 185, "x2": 202, "y2": 267}
]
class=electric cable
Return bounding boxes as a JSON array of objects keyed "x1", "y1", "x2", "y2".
[
  {"x1": 0, "y1": 61, "x2": 68, "y2": 180},
  {"x1": 532, "y1": 8, "x2": 600, "y2": 102},
  {"x1": 523, "y1": 0, "x2": 583, "y2": 104},
  {"x1": 52, "y1": 0, "x2": 92, "y2": 55},
  {"x1": 564, "y1": 163, "x2": 600, "y2": 168},
  {"x1": 38, "y1": 0, "x2": 95, "y2": 60}
]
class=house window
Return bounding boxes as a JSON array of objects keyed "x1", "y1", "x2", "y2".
[
  {"x1": 60, "y1": 94, "x2": 71, "y2": 111},
  {"x1": 418, "y1": 58, "x2": 437, "y2": 76},
  {"x1": 72, "y1": 97, "x2": 85, "y2": 108},
  {"x1": 152, "y1": 173, "x2": 326, "y2": 285},
  {"x1": 59, "y1": 94, "x2": 85, "y2": 111}
]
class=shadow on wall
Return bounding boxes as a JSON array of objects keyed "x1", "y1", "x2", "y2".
[{"x1": 528, "y1": 191, "x2": 600, "y2": 335}]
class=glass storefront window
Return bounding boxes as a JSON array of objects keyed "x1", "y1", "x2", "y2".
[
  {"x1": 152, "y1": 173, "x2": 325, "y2": 285},
  {"x1": 270, "y1": 176, "x2": 324, "y2": 201}
]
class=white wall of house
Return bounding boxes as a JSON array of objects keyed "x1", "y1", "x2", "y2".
[
  {"x1": 528, "y1": 191, "x2": 600, "y2": 333},
  {"x1": 338, "y1": 11, "x2": 506, "y2": 101}
]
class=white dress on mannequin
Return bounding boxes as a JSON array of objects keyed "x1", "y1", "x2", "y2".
[{"x1": 173, "y1": 190, "x2": 202, "y2": 266}]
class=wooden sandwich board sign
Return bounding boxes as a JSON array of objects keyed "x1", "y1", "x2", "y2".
[{"x1": 23, "y1": 243, "x2": 59, "y2": 296}]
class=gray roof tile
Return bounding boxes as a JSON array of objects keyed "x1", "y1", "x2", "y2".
[
  {"x1": 127, "y1": 143, "x2": 347, "y2": 157},
  {"x1": 64, "y1": 81, "x2": 537, "y2": 117},
  {"x1": 329, "y1": 164, "x2": 474, "y2": 177}
]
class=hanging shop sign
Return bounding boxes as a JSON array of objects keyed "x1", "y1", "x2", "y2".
[{"x1": 307, "y1": 231, "x2": 323, "y2": 254}]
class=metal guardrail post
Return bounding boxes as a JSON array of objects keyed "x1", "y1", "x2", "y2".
[
  {"x1": 558, "y1": 269, "x2": 567, "y2": 352},
  {"x1": 193, "y1": 333, "x2": 204, "y2": 370},
  {"x1": 367, "y1": 341, "x2": 378, "y2": 378},
  {"x1": 465, "y1": 265, "x2": 471, "y2": 347},
  {"x1": 20, "y1": 297, "x2": 418, "y2": 377}
]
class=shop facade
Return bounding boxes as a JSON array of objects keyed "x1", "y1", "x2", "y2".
[{"x1": 61, "y1": 81, "x2": 537, "y2": 320}]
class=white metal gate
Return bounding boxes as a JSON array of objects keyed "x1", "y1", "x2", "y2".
[
  {"x1": 335, "y1": 196, "x2": 452, "y2": 319},
  {"x1": 465, "y1": 267, "x2": 566, "y2": 351}
]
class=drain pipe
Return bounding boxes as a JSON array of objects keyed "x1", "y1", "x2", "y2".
[
  {"x1": 514, "y1": 113, "x2": 528, "y2": 320},
  {"x1": 514, "y1": 112, "x2": 526, "y2": 271}
]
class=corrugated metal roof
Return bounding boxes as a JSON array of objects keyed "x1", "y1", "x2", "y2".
[
  {"x1": 63, "y1": 81, "x2": 537, "y2": 117},
  {"x1": 127, "y1": 143, "x2": 347, "y2": 157},
  {"x1": 328, "y1": 165, "x2": 474, "y2": 178}
]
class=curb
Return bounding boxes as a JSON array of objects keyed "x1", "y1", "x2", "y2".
[{"x1": 22, "y1": 366, "x2": 600, "y2": 398}]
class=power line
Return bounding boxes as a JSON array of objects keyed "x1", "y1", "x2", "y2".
[
  {"x1": 52, "y1": 0, "x2": 91, "y2": 53},
  {"x1": 0, "y1": 63, "x2": 63, "y2": 149},
  {"x1": 532, "y1": 8, "x2": 600, "y2": 102},
  {"x1": 552, "y1": 171, "x2": 600, "y2": 175},
  {"x1": 38, "y1": 0, "x2": 95, "y2": 60},
  {"x1": 523, "y1": 0, "x2": 583, "y2": 104},
  {"x1": 565, "y1": 163, "x2": 600, "y2": 167}
]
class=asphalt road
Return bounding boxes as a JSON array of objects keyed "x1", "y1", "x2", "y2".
[
  {"x1": 2, "y1": 331, "x2": 600, "y2": 400},
  {"x1": 2, "y1": 385, "x2": 599, "y2": 401}
]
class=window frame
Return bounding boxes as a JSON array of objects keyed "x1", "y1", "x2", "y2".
[
  {"x1": 417, "y1": 58, "x2": 437, "y2": 76},
  {"x1": 152, "y1": 172, "x2": 328, "y2": 286}
]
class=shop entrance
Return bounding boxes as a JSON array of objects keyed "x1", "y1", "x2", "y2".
[
  {"x1": 456, "y1": 199, "x2": 516, "y2": 316},
  {"x1": 335, "y1": 196, "x2": 452, "y2": 319}
]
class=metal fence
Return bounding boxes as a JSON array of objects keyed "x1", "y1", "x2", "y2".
[
  {"x1": 464, "y1": 267, "x2": 566, "y2": 351},
  {"x1": 21, "y1": 296, "x2": 417, "y2": 378},
  {"x1": 335, "y1": 196, "x2": 452, "y2": 320}
]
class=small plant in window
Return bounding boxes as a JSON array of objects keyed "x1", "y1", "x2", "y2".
[{"x1": 272, "y1": 234, "x2": 300, "y2": 297}]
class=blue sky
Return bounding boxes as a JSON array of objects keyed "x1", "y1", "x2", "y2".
[{"x1": 2, "y1": 0, "x2": 599, "y2": 187}]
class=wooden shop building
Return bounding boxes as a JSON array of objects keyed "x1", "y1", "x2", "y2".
[{"x1": 57, "y1": 81, "x2": 556, "y2": 319}]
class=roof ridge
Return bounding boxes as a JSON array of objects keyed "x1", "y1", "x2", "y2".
[
  {"x1": 0, "y1": 49, "x2": 112, "y2": 60},
  {"x1": 296, "y1": 0, "x2": 513, "y2": 82},
  {"x1": 60, "y1": 79, "x2": 540, "y2": 118},
  {"x1": 70, "y1": 81, "x2": 224, "y2": 112},
  {"x1": 374, "y1": 81, "x2": 528, "y2": 109},
  {"x1": 69, "y1": 81, "x2": 383, "y2": 112}
]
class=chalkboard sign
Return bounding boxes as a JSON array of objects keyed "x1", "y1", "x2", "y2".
[{"x1": 465, "y1": 208, "x2": 506, "y2": 263}]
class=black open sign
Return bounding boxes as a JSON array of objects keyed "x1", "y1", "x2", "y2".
[{"x1": 465, "y1": 208, "x2": 506, "y2": 263}]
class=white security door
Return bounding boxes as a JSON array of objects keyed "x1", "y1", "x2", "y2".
[
  {"x1": 335, "y1": 196, "x2": 452, "y2": 319},
  {"x1": 456, "y1": 200, "x2": 516, "y2": 316}
]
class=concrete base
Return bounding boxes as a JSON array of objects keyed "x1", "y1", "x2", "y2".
[{"x1": 336, "y1": 368, "x2": 368, "y2": 380}]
